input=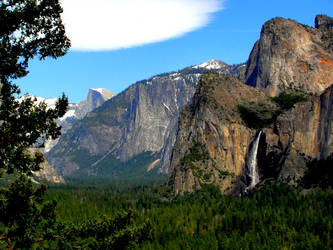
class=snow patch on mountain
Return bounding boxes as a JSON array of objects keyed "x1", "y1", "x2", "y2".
[
  {"x1": 193, "y1": 59, "x2": 227, "y2": 70},
  {"x1": 19, "y1": 88, "x2": 115, "y2": 152},
  {"x1": 59, "y1": 109, "x2": 76, "y2": 121}
]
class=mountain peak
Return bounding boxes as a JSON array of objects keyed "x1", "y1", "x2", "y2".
[
  {"x1": 89, "y1": 88, "x2": 115, "y2": 100},
  {"x1": 245, "y1": 15, "x2": 333, "y2": 96},
  {"x1": 193, "y1": 59, "x2": 227, "y2": 70}
]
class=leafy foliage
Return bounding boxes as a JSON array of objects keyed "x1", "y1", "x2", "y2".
[
  {"x1": 0, "y1": 177, "x2": 154, "y2": 249},
  {"x1": 0, "y1": 83, "x2": 68, "y2": 176},
  {"x1": 48, "y1": 212, "x2": 153, "y2": 249},
  {"x1": 238, "y1": 91, "x2": 307, "y2": 129},
  {"x1": 0, "y1": 0, "x2": 70, "y2": 81},
  {"x1": 0, "y1": 175, "x2": 56, "y2": 249},
  {"x1": 43, "y1": 181, "x2": 333, "y2": 249},
  {"x1": 238, "y1": 103, "x2": 279, "y2": 129},
  {"x1": 0, "y1": 1, "x2": 155, "y2": 249},
  {"x1": 0, "y1": 2, "x2": 71, "y2": 247},
  {"x1": 301, "y1": 154, "x2": 333, "y2": 189},
  {"x1": 271, "y1": 91, "x2": 307, "y2": 110}
]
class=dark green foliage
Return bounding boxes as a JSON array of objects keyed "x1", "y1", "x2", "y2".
[
  {"x1": 0, "y1": 83, "x2": 68, "y2": 176},
  {"x1": 301, "y1": 154, "x2": 333, "y2": 189},
  {"x1": 238, "y1": 104, "x2": 279, "y2": 129},
  {"x1": 0, "y1": 3, "x2": 70, "y2": 247},
  {"x1": 239, "y1": 91, "x2": 308, "y2": 129},
  {"x1": 0, "y1": 0, "x2": 70, "y2": 176},
  {"x1": 0, "y1": 177, "x2": 155, "y2": 249},
  {"x1": 180, "y1": 141, "x2": 210, "y2": 169},
  {"x1": 0, "y1": 0, "x2": 70, "y2": 81},
  {"x1": 0, "y1": 2, "x2": 153, "y2": 249},
  {"x1": 67, "y1": 151, "x2": 165, "y2": 182},
  {"x1": 271, "y1": 91, "x2": 307, "y2": 110},
  {"x1": 49, "y1": 212, "x2": 153, "y2": 249},
  {"x1": 44, "y1": 181, "x2": 333, "y2": 249},
  {"x1": 0, "y1": 175, "x2": 57, "y2": 249}
]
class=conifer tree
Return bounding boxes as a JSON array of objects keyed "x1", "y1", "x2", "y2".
[
  {"x1": 0, "y1": 1, "x2": 69, "y2": 248},
  {"x1": 0, "y1": 2, "x2": 154, "y2": 248}
]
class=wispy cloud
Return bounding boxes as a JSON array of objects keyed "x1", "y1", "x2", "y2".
[{"x1": 60, "y1": 0, "x2": 224, "y2": 51}]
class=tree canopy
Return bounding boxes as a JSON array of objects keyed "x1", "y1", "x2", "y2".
[
  {"x1": 0, "y1": 2, "x2": 154, "y2": 248},
  {"x1": 0, "y1": 0, "x2": 70, "y2": 176},
  {"x1": 0, "y1": 0, "x2": 70, "y2": 82}
]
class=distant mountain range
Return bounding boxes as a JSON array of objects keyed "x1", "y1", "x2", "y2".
[
  {"x1": 45, "y1": 60, "x2": 245, "y2": 179},
  {"x1": 28, "y1": 88, "x2": 115, "y2": 152},
  {"x1": 39, "y1": 15, "x2": 333, "y2": 190},
  {"x1": 19, "y1": 88, "x2": 115, "y2": 182}
]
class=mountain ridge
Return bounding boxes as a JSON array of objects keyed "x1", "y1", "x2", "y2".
[
  {"x1": 46, "y1": 60, "x2": 246, "y2": 178},
  {"x1": 18, "y1": 88, "x2": 114, "y2": 183},
  {"x1": 168, "y1": 15, "x2": 333, "y2": 194}
]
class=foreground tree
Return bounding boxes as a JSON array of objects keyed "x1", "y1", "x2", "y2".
[
  {"x1": 0, "y1": 0, "x2": 70, "y2": 175},
  {"x1": 0, "y1": 0, "x2": 70, "y2": 81},
  {"x1": 0, "y1": 1, "x2": 153, "y2": 248},
  {"x1": 0, "y1": 1, "x2": 70, "y2": 248}
]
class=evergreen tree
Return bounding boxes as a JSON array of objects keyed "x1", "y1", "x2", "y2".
[
  {"x1": 0, "y1": 2, "x2": 154, "y2": 248},
  {"x1": 0, "y1": 1, "x2": 70, "y2": 248}
]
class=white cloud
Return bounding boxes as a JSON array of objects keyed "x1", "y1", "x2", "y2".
[{"x1": 60, "y1": 0, "x2": 224, "y2": 51}]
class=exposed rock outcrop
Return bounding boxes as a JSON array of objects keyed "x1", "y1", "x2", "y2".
[
  {"x1": 75, "y1": 88, "x2": 115, "y2": 119},
  {"x1": 43, "y1": 88, "x2": 114, "y2": 153},
  {"x1": 46, "y1": 61, "x2": 245, "y2": 176},
  {"x1": 33, "y1": 159, "x2": 65, "y2": 184},
  {"x1": 169, "y1": 75, "x2": 333, "y2": 195},
  {"x1": 261, "y1": 85, "x2": 333, "y2": 183},
  {"x1": 168, "y1": 73, "x2": 276, "y2": 194},
  {"x1": 245, "y1": 15, "x2": 333, "y2": 97},
  {"x1": 169, "y1": 15, "x2": 333, "y2": 195},
  {"x1": 18, "y1": 88, "x2": 114, "y2": 182},
  {"x1": 28, "y1": 149, "x2": 65, "y2": 184},
  {"x1": 315, "y1": 15, "x2": 333, "y2": 32}
]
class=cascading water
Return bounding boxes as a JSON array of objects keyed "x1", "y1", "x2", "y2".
[{"x1": 247, "y1": 131, "x2": 262, "y2": 189}]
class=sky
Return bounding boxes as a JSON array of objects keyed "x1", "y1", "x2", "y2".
[{"x1": 16, "y1": 0, "x2": 333, "y2": 103}]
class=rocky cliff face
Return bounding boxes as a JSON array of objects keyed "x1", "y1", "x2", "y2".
[
  {"x1": 261, "y1": 85, "x2": 333, "y2": 183},
  {"x1": 20, "y1": 88, "x2": 114, "y2": 183},
  {"x1": 46, "y1": 60, "x2": 245, "y2": 177},
  {"x1": 33, "y1": 159, "x2": 65, "y2": 184},
  {"x1": 246, "y1": 15, "x2": 333, "y2": 183},
  {"x1": 315, "y1": 15, "x2": 333, "y2": 32},
  {"x1": 168, "y1": 73, "x2": 277, "y2": 194},
  {"x1": 169, "y1": 74, "x2": 333, "y2": 195},
  {"x1": 27, "y1": 148, "x2": 65, "y2": 184},
  {"x1": 245, "y1": 15, "x2": 333, "y2": 97},
  {"x1": 169, "y1": 15, "x2": 333, "y2": 195},
  {"x1": 43, "y1": 88, "x2": 115, "y2": 152},
  {"x1": 74, "y1": 88, "x2": 115, "y2": 119}
]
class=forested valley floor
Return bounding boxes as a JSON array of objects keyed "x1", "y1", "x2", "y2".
[{"x1": 44, "y1": 179, "x2": 332, "y2": 249}]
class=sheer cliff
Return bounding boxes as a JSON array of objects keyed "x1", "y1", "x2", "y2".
[
  {"x1": 20, "y1": 88, "x2": 114, "y2": 183},
  {"x1": 169, "y1": 15, "x2": 333, "y2": 194},
  {"x1": 245, "y1": 16, "x2": 333, "y2": 97},
  {"x1": 168, "y1": 73, "x2": 276, "y2": 194},
  {"x1": 46, "y1": 61, "x2": 245, "y2": 177}
]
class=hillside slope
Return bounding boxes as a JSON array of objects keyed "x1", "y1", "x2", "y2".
[
  {"x1": 169, "y1": 15, "x2": 333, "y2": 194},
  {"x1": 46, "y1": 61, "x2": 245, "y2": 177}
]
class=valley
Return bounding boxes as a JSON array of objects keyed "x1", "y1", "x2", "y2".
[{"x1": 0, "y1": 6, "x2": 332, "y2": 248}]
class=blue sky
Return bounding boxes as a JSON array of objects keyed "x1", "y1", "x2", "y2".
[{"x1": 17, "y1": 0, "x2": 333, "y2": 103}]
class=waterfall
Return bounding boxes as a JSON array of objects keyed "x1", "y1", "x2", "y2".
[{"x1": 247, "y1": 131, "x2": 262, "y2": 189}]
